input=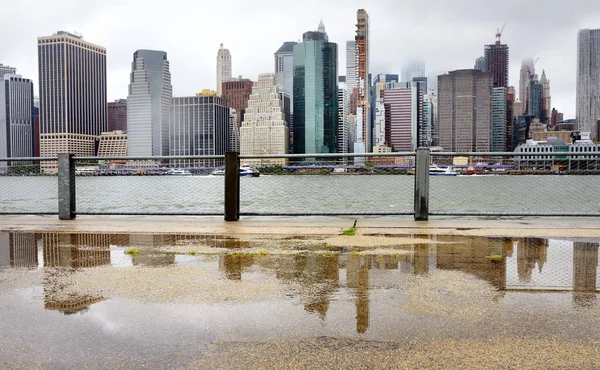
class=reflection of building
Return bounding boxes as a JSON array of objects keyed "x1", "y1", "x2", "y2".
[
  {"x1": 0, "y1": 232, "x2": 37, "y2": 268},
  {"x1": 42, "y1": 233, "x2": 111, "y2": 268},
  {"x1": 219, "y1": 253, "x2": 254, "y2": 280},
  {"x1": 516, "y1": 238, "x2": 548, "y2": 283},
  {"x1": 573, "y1": 242, "x2": 598, "y2": 292},
  {"x1": 129, "y1": 234, "x2": 176, "y2": 266},
  {"x1": 347, "y1": 254, "x2": 370, "y2": 334}
]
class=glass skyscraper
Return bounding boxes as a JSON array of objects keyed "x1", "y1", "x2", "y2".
[{"x1": 293, "y1": 21, "x2": 338, "y2": 155}]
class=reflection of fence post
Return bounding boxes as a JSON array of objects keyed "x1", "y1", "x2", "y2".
[
  {"x1": 414, "y1": 148, "x2": 430, "y2": 221},
  {"x1": 58, "y1": 153, "x2": 76, "y2": 220},
  {"x1": 224, "y1": 152, "x2": 240, "y2": 221}
]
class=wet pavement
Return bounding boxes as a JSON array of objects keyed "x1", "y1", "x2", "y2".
[{"x1": 1, "y1": 231, "x2": 600, "y2": 369}]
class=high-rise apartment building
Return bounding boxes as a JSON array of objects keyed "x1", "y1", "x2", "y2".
[
  {"x1": 383, "y1": 81, "x2": 424, "y2": 152},
  {"x1": 0, "y1": 74, "x2": 35, "y2": 166},
  {"x1": 239, "y1": 74, "x2": 289, "y2": 166},
  {"x1": 127, "y1": 50, "x2": 172, "y2": 157},
  {"x1": 0, "y1": 64, "x2": 16, "y2": 79},
  {"x1": 485, "y1": 34, "x2": 509, "y2": 88},
  {"x1": 170, "y1": 93, "x2": 231, "y2": 167},
  {"x1": 438, "y1": 69, "x2": 493, "y2": 152},
  {"x1": 577, "y1": 29, "x2": 600, "y2": 139},
  {"x1": 107, "y1": 99, "x2": 127, "y2": 132},
  {"x1": 346, "y1": 41, "x2": 357, "y2": 95},
  {"x1": 216, "y1": 43, "x2": 232, "y2": 97},
  {"x1": 491, "y1": 87, "x2": 507, "y2": 152},
  {"x1": 37, "y1": 31, "x2": 106, "y2": 166},
  {"x1": 338, "y1": 81, "x2": 349, "y2": 155},
  {"x1": 275, "y1": 42, "x2": 297, "y2": 110},
  {"x1": 519, "y1": 59, "x2": 535, "y2": 107},
  {"x1": 293, "y1": 21, "x2": 338, "y2": 156},
  {"x1": 355, "y1": 9, "x2": 371, "y2": 152},
  {"x1": 222, "y1": 77, "x2": 253, "y2": 125}
]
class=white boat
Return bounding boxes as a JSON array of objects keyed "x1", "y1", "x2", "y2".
[
  {"x1": 166, "y1": 169, "x2": 192, "y2": 176},
  {"x1": 211, "y1": 165, "x2": 260, "y2": 177},
  {"x1": 429, "y1": 166, "x2": 458, "y2": 176}
]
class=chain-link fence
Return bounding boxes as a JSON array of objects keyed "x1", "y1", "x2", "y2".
[
  {"x1": 0, "y1": 158, "x2": 58, "y2": 215},
  {"x1": 429, "y1": 152, "x2": 600, "y2": 216},
  {"x1": 238, "y1": 153, "x2": 416, "y2": 215},
  {"x1": 74, "y1": 156, "x2": 225, "y2": 215}
]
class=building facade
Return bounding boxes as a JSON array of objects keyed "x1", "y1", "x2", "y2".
[
  {"x1": 107, "y1": 99, "x2": 127, "y2": 132},
  {"x1": 222, "y1": 77, "x2": 253, "y2": 125},
  {"x1": 485, "y1": 37, "x2": 509, "y2": 88},
  {"x1": 577, "y1": 29, "x2": 600, "y2": 140},
  {"x1": 170, "y1": 94, "x2": 231, "y2": 167},
  {"x1": 528, "y1": 77, "x2": 543, "y2": 120},
  {"x1": 474, "y1": 57, "x2": 487, "y2": 72},
  {"x1": 540, "y1": 70, "x2": 551, "y2": 125},
  {"x1": 274, "y1": 42, "x2": 297, "y2": 112},
  {"x1": 355, "y1": 9, "x2": 371, "y2": 152},
  {"x1": 0, "y1": 74, "x2": 35, "y2": 166},
  {"x1": 97, "y1": 131, "x2": 127, "y2": 157},
  {"x1": 37, "y1": 31, "x2": 106, "y2": 167},
  {"x1": 383, "y1": 81, "x2": 424, "y2": 152},
  {"x1": 0, "y1": 64, "x2": 16, "y2": 79},
  {"x1": 127, "y1": 50, "x2": 172, "y2": 157},
  {"x1": 293, "y1": 22, "x2": 338, "y2": 156},
  {"x1": 216, "y1": 43, "x2": 232, "y2": 97},
  {"x1": 438, "y1": 69, "x2": 493, "y2": 152},
  {"x1": 337, "y1": 83, "x2": 349, "y2": 155},
  {"x1": 239, "y1": 74, "x2": 289, "y2": 166},
  {"x1": 491, "y1": 87, "x2": 507, "y2": 152},
  {"x1": 519, "y1": 59, "x2": 535, "y2": 106}
]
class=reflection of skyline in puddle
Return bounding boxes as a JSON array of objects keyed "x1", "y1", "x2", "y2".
[{"x1": 1, "y1": 232, "x2": 599, "y2": 330}]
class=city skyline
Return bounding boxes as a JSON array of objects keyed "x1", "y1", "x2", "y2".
[{"x1": 1, "y1": 1, "x2": 599, "y2": 120}]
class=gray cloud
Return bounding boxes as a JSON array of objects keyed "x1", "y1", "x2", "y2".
[{"x1": 1, "y1": 0, "x2": 599, "y2": 118}]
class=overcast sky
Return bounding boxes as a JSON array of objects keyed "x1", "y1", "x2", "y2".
[{"x1": 2, "y1": 0, "x2": 600, "y2": 118}]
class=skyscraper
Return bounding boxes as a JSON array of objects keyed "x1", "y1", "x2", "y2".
[
  {"x1": 239, "y1": 74, "x2": 289, "y2": 166},
  {"x1": 107, "y1": 99, "x2": 127, "y2": 132},
  {"x1": 346, "y1": 41, "x2": 357, "y2": 95},
  {"x1": 293, "y1": 21, "x2": 338, "y2": 156},
  {"x1": 0, "y1": 74, "x2": 35, "y2": 165},
  {"x1": 170, "y1": 93, "x2": 231, "y2": 168},
  {"x1": 371, "y1": 74, "x2": 399, "y2": 149},
  {"x1": 577, "y1": 29, "x2": 600, "y2": 139},
  {"x1": 355, "y1": 9, "x2": 371, "y2": 152},
  {"x1": 401, "y1": 60, "x2": 425, "y2": 83},
  {"x1": 528, "y1": 77, "x2": 543, "y2": 120},
  {"x1": 338, "y1": 81, "x2": 349, "y2": 155},
  {"x1": 217, "y1": 43, "x2": 232, "y2": 96},
  {"x1": 127, "y1": 50, "x2": 172, "y2": 157},
  {"x1": 274, "y1": 42, "x2": 297, "y2": 108},
  {"x1": 37, "y1": 31, "x2": 106, "y2": 167},
  {"x1": 438, "y1": 70, "x2": 493, "y2": 152},
  {"x1": 491, "y1": 87, "x2": 507, "y2": 152},
  {"x1": 519, "y1": 59, "x2": 535, "y2": 107},
  {"x1": 540, "y1": 70, "x2": 551, "y2": 125},
  {"x1": 485, "y1": 32, "x2": 509, "y2": 88},
  {"x1": 222, "y1": 77, "x2": 253, "y2": 125},
  {"x1": 383, "y1": 81, "x2": 424, "y2": 152},
  {"x1": 474, "y1": 57, "x2": 487, "y2": 72}
]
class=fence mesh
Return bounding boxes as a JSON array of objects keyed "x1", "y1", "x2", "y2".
[
  {"x1": 0, "y1": 160, "x2": 58, "y2": 214},
  {"x1": 74, "y1": 158, "x2": 224, "y2": 215},
  {"x1": 430, "y1": 154, "x2": 600, "y2": 215},
  {"x1": 239, "y1": 155, "x2": 415, "y2": 215}
]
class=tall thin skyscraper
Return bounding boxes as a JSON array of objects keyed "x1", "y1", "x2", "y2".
[
  {"x1": 491, "y1": 87, "x2": 507, "y2": 152},
  {"x1": 485, "y1": 32, "x2": 509, "y2": 88},
  {"x1": 540, "y1": 70, "x2": 551, "y2": 124},
  {"x1": 346, "y1": 41, "x2": 357, "y2": 94},
  {"x1": 0, "y1": 74, "x2": 35, "y2": 165},
  {"x1": 438, "y1": 69, "x2": 493, "y2": 152},
  {"x1": 355, "y1": 9, "x2": 371, "y2": 152},
  {"x1": 519, "y1": 59, "x2": 535, "y2": 107},
  {"x1": 576, "y1": 29, "x2": 600, "y2": 139},
  {"x1": 274, "y1": 42, "x2": 297, "y2": 109},
  {"x1": 217, "y1": 43, "x2": 232, "y2": 96},
  {"x1": 240, "y1": 74, "x2": 289, "y2": 166},
  {"x1": 127, "y1": 50, "x2": 172, "y2": 157},
  {"x1": 37, "y1": 31, "x2": 106, "y2": 167},
  {"x1": 293, "y1": 21, "x2": 338, "y2": 156}
]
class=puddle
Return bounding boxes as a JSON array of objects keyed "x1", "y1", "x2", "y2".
[{"x1": 1, "y1": 232, "x2": 599, "y2": 368}]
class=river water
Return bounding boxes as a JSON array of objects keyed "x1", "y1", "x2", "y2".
[{"x1": 2, "y1": 174, "x2": 600, "y2": 215}]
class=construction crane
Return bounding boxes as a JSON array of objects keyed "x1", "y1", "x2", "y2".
[{"x1": 495, "y1": 24, "x2": 506, "y2": 43}]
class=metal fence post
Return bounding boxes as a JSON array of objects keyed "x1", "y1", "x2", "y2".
[
  {"x1": 414, "y1": 148, "x2": 430, "y2": 221},
  {"x1": 58, "y1": 153, "x2": 76, "y2": 220},
  {"x1": 224, "y1": 152, "x2": 240, "y2": 221}
]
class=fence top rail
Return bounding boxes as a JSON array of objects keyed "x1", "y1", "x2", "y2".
[
  {"x1": 239, "y1": 152, "x2": 416, "y2": 159},
  {"x1": 0, "y1": 157, "x2": 58, "y2": 161},
  {"x1": 430, "y1": 151, "x2": 596, "y2": 157},
  {"x1": 73, "y1": 155, "x2": 226, "y2": 161}
]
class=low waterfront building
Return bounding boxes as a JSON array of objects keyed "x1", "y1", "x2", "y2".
[{"x1": 515, "y1": 135, "x2": 600, "y2": 171}]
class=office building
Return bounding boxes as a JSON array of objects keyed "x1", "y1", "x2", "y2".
[
  {"x1": 170, "y1": 93, "x2": 231, "y2": 167},
  {"x1": 528, "y1": 77, "x2": 543, "y2": 120},
  {"x1": 506, "y1": 87, "x2": 516, "y2": 151},
  {"x1": 217, "y1": 43, "x2": 232, "y2": 96},
  {"x1": 540, "y1": 70, "x2": 551, "y2": 124},
  {"x1": 0, "y1": 64, "x2": 16, "y2": 79},
  {"x1": 491, "y1": 87, "x2": 507, "y2": 152},
  {"x1": 519, "y1": 59, "x2": 535, "y2": 106},
  {"x1": 383, "y1": 81, "x2": 424, "y2": 152},
  {"x1": 107, "y1": 99, "x2": 127, "y2": 132},
  {"x1": 372, "y1": 74, "x2": 399, "y2": 149},
  {"x1": 127, "y1": 50, "x2": 172, "y2": 157},
  {"x1": 37, "y1": 31, "x2": 106, "y2": 169},
  {"x1": 355, "y1": 9, "x2": 371, "y2": 151},
  {"x1": 0, "y1": 74, "x2": 35, "y2": 167},
  {"x1": 577, "y1": 29, "x2": 600, "y2": 139},
  {"x1": 293, "y1": 21, "x2": 338, "y2": 156},
  {"x1": 239, "y1": 74, "x2": 288, "y2": 166},
  {"x1": 346, "y1": 41, "x2": 357, "y2": 95},
  {"x1": 222, "y1": 77, "x2": 253, "y2": 125},
  {"x1": 485, "y1": 33, "x2": 509, "y2": 88},
  {"x1": 438, "y1": 69, "x2": 493, "y2": 152},
  {"x1": 338, "y1": 83, "x2": 349, "y2": 155},
  {"x1": 474, "y1": 56, "x2": 487, "y2": 72},
  {"x1": 97, "y1": 131, "x2": 127, "y2": 157},
  {"x1": 275, "y1": 42, "x2": 297, "y2": 112}
]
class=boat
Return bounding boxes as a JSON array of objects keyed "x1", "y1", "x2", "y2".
[
  {"x1": 429, "y1": 166, "x2": 458, "y2": 176},
  {"x1": 166, "y1": 169, "x2": 192, "y2": 176},
  {"x1": 211, "y1": 165, "x2": 260, "y2": 177}
]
